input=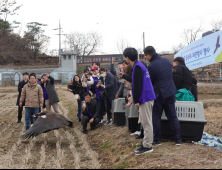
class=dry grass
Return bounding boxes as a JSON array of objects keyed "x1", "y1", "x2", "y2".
[
  {"x1": 1, "y1": 86, "x2": 222, "y2": 169},
  {"x1": 0, "y1": 87, "x2": 101, "y2": 169},
  {"x1": 205, "y1": 106, "x2": 222, "y2": 136}
]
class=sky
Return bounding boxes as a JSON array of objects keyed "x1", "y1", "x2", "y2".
[{"x1": 7, "y1": 0, "x2": 222, "y2": 55}]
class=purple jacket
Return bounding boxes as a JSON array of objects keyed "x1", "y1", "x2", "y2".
[
  {"x1": 38, "y1": 82, "x2": 49, "y2": 100},
  {"x1": 92, "y1": 76, "x2": 103, "y2": 99},
  {"x1": 132, "y1": 61, "x2": 156, "y2": 105}
]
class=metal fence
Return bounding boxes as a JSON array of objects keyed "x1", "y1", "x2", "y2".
[{"x1": 0, "y1": 67, "x2": 76, "y2": 86}]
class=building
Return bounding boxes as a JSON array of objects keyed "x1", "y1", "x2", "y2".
[
  {"x1": 77, "y1": 54, "x2": 148, "y2": 64},
  {"x1": 61, "y1": 50, "x2": 78, "y2": 73}
]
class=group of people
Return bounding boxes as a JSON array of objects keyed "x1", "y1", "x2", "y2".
[
  {"x1": 68, "y1": 61, "x2": 119, "y2": 134},
  {"x1": 67, "y1": 45, "x2": 198, "y2": 156},
  {"x1": 16, "y1": 45, "x2": 197, "y2": 156},
  {"x1": 16, "y1": 73, "x2": 60, "y2": 130}
]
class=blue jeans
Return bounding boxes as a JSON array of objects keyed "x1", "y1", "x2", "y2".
[
  {"x1": 153, "y1": 94, "x2": 181, "y2": 142},
  {"x1": 98, "y1": 97, "x2": 105, "y2": 120},
  {"x1": 25, "y1": 108, "x2": 39, "y2": 130},
  {"x1": 77, "y1": 99, "x2": 83, "y2": 119}
]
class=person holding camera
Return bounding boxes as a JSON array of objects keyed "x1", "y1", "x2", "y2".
[
  {"x1": 81, "y1": 93, "x2": 100, "y2": 134},
  {"x1": 69, "y1": 75, "x2": 85, "y2": 122},
  {"x1": 100, "y1": 68, "x2": 118, "y2": 125},
  {"x1": 42, "y1": 73, "x2": 60, "y2": 114}
]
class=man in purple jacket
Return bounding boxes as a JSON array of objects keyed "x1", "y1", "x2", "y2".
[{"x1": 124, "y1": 48, "x2": 156, "y2": 156}]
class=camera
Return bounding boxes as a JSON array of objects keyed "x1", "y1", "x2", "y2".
[{"x1": 82, "y1": 101, "x2": 86, "y2": 108}]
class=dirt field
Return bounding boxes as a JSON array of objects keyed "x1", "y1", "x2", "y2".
[
  {"x1": 0, "y1": 87, "x2": 222, "y2": 169},
  {"x1": 0, "y1": 87, "x2": 100, "y2": 169}
]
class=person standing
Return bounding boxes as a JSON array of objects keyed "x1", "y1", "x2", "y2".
[
  {"x1": 87, "y1": 66, "x2": 101, "y2": 98},
  {"x1": 145, "y1": 46, "x2": 182, "y2": 146},
  {"x1": 191, "y1": 74, "x2": 198, "y2": 101},
  {"x1": 173, "y1": 57, "x2": 192, "y2": 91},
  {"x1": 16, "y1": 72, "x2": 29, "y2": 123},
  {"x1": 70, "y1": 75, "x2": 85, "y2": 122},
  {"x1": 20, "y1": 73, "x2": 44, "y2": 130},
  {"x1": 124, "y1": 48, "x2": 156, "y2": 156},
  {"x1": 42, "y1": 73, "x2": 60, "y2": 114},
  {"x1": 40, "y1": 77, "x2": 47, "y2": 111},
  {"x1": 100, "y1": 68, "x2": 118, "y2": 125}
]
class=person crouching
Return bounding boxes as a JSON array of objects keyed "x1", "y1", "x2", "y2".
[{"x1": 81, "y1": 93, "x2": 100, "y2": 134}]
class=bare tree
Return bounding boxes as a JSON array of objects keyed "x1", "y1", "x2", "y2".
[
  {"x1": 66, "y1": 31, "x2": 102, "y2": 56},
  {"x1": 116, "y1": 37, "x2": 130, "y2": 54},
  {"x1": 211, "y1": 20, "x2": 222, "y2": 32},
  {"x1": 172, "y1": 43, "x2": 185, "y2": 54},
  {"x1": 0, "y1": 0, "x2": 22, "y2": 34},
  {"x1": 181, "y1": 22, "x2": 204, "y2": 45}
]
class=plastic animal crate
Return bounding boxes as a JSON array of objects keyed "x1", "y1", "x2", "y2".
[
  {"x1": 161, "y1": 101, "x2": 207, "y2": 141},
  {"x1": 125, "y1": 104, "x2": 139, "y2": 132},
  {"x1": 113, "y1": 99, "x2": 126, "y2": 126}
]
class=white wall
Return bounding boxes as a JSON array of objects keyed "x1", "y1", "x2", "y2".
[{"x1": 61, "y1": 54, "x2": 77, "y2": 73}]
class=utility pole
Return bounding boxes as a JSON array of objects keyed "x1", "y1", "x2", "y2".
[
  {"x1": 53, "y1": 20, "x2": 67, "y2": 68},
  {"x1": 143, "y1": 32, "x2": 145, "y2": 50},
  {"x1": 143, "y1": 32, "x2": 147, "y2": 62}
]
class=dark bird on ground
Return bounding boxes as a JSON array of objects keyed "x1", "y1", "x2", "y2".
[
  {"x1": 21, "y1": 111, "x2": 74, "y2": 139},
  {"x1": 214, "y1": 36, "x2": 221, "y2": 54}
]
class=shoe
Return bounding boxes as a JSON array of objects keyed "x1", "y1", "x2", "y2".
[
  {"x1": 17, "y1": 120, "x2": 22, "y2": 123},
  {"x1": 79, "y1": 118, "x2": 82, "y2": 122},
  {"x1": 99, "y1": 119, "x2": 104, "y2": 124},
  {"x1": 109, "y1": 121, "x2": 113, "y2": 125},
  {"x1": 153, "y1": 141, "x2": 162, "y2": 146},
  {"x1": 135, "y1": 145, "x2": 143, "y2": 153},
  {"x1": 104, "y1": 120, "x2": 111, "y2": 126},
  {"x1": 131, "y1": 131, "x2": 141, "y2": 136},
  {"x1": 83, "y1": 130, "x2": 88, "y2": 135},
  {"x1": 175, "y1": 140, "x2": 182, "y2": 146},
  {"x1": 135, "y1": 146, "x2": 153, "y2": 156},
  {"x1": 91, "y1": 126, "x2": 96, "y2": 131}
]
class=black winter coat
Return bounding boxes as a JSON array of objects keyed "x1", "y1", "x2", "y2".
[
  {"x1": 82, "y1": 99, "x2": 99, "y2": 119},
  {"x1": 16, "y1": 80, "x2": 29, "y2": 106},
  {"x1": 46, "y1": 76, "x2": 60, "y2": 104},
  {"x1": 105, "y1": 73, "x2": 118, "y2": 102},
  {"x1": 71, "y1": 81, "x2": 85, "y2": 97},
  {"x1": 148, "y1": 54, "x2": 178, "y2": 99},
  {"x1": 173, "y1": 64, "x2": 192, "y2": 91}
]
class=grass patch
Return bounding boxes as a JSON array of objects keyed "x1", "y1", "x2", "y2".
[
  {"x1": 115, "y1": 157, "x2": 120, "y2": 163},
  {"x1": 115, "y1": 162, "x2": 129, "y2": 169},
  {"x1": 99, "y1": 140, "x2": 112, "y2": 150}
]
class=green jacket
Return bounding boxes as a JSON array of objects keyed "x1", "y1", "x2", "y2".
[{"x1": 175, "y1": 89, "x2": 195, "y2": 101}]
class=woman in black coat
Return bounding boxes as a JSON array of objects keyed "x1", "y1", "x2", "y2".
[
  {"x1": 70, "y1": 75, "x2": 85, "y2": 122},
  {"x1": 173, "y1": 57, "x2": 192, "y2": 91}
]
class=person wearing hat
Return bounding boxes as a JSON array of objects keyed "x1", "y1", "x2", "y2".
[
  {"x1": 87, "y1": 66, "x2": 101, "y2": 96},
  {"x1": 16, "y1": 72, "x2": 29, "y2": 123},
  {"x1": 93, "y1": 62, "x2": 100, "y2": 70}
]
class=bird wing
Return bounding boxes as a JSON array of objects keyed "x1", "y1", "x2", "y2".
[
  {"x1": 214, "y1": 47, "x2": 219, "y2": 54},
  {"x1": 21, "y1": 113, "x2": 73, "y2": 139},
  {"x1": 217, "y1": 36, "x2": 220, "y2": 45}
]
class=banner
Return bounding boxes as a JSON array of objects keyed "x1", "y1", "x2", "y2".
[{"x1": 175, "y1": 30, "x2": 222, "y2": 70}]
